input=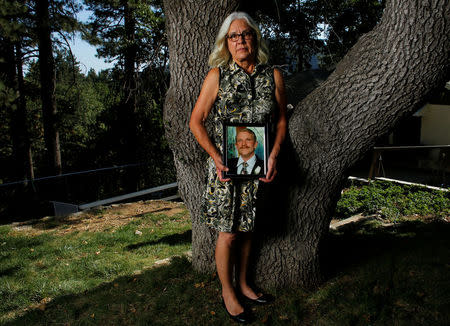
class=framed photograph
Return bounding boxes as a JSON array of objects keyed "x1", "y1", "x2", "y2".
[{"x1": 222, "y1": 122, "x2": 269, "y2": 179}]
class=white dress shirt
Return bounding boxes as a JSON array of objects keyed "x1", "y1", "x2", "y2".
[{"x1": 237, "y1": 154, "x2": 256, "y2": 174}]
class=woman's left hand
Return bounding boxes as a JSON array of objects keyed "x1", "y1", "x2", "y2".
[{"x1": 259, "y1": 156, "x2": 277, "y2": 183}]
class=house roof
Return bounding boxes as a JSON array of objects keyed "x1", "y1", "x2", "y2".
[{"x1": 414, "y1": 104, "x2": 450, "y2": 117}]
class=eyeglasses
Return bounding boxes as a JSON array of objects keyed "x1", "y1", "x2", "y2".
[{"x1": 226, "y1": 30, "x2": 254, "y2": 42}]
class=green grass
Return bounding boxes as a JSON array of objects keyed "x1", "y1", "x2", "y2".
[
  {"x1": 1, "y1": 193, "x2": 449, "y2": 325},
  {"x1": 318, "y1": 219, "x2": 450, "y2": 326},
  {"x1": 1, "y1": 218, "x2": 449, "y2": 325},
  {"x1": 0, "y1": 210, "x2": 191, "y2": 323}
]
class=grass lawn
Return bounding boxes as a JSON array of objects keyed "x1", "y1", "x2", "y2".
[
  {"x1": 0, "y1": 200, "x2": 191, "y2": 324},
  {"x1": 1, "y1": 197, "x2": 449, "y2": 325}
]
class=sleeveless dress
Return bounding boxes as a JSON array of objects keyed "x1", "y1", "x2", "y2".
[{"x1": 202, "y1": 62, "x2": 277, "y2": 233}]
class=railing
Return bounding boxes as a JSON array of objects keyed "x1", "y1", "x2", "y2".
[
  {"x1": 51, "y1": 182, "x2": 179, "y2": 216},
  {"x1": 0, "y1": 162, "x2": 177, "y2": 220},
  {"x1": 0, "y1": 163, "x2": 143, "y2": 188},
  {"x1": 368, "y1": 145, "x2": 450, "y2": 185}
]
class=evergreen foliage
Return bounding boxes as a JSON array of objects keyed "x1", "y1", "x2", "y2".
[
  {"x1": 82, "y1": 0, "x2": 166, "y2": 68},
  {"x1": 242, "y1": 0, "x2": 385, "y2": 73},
  {"x1": 0, "y1": 0, "x2": 173, "y2": 218}
]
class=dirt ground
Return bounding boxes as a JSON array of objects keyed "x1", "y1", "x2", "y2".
[
  {"x1": 8, "y1": 199, "x2": 447, "y2": 237},
  {"x1": 10, "y1": 200, "x2": 188, "y2": 236}
]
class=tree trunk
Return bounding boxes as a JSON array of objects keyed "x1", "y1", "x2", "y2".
[
  {"x1": 36, "y1": 0, "x2": 62, "y2": 175},
  {"x1": 163, "y1": 0, "x2": 450, "y2": 288},
  {"x1": 121, "y1": 0, "x2": 139, "y2": 191},
  {"x1": 14, "y1": 42, "x2": 34, "y2": 182},
  {"x1": 163, "y1": 0, "x2": 240, "y2": 271},
  {"x1": 2, "y1": 32, "x2": 33, "y2": 183}
]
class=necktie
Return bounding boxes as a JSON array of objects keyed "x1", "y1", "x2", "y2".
[{"x1": 241, "y1": 162, "x2": 248, "y2": 175}]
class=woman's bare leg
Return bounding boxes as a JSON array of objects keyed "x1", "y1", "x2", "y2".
[
  {"x1": 237, "y1": 232, "x2": 261, "y2": 299},
  {"x1": 216, "y1": 232, "x2": 244, "y2": 315}
]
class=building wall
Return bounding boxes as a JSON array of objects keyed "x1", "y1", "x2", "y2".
[{"x1": 420, "y1": 104, "x2": 450, "y2": 145}]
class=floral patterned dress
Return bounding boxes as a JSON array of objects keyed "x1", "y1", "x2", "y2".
[{"x1": 202, "y1": 62, "x2": 277, "y2": 233}]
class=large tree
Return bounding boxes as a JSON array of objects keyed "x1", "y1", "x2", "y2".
[
  {"x1": 316, "y1": 0, "x2": 386, "y2": 70},
  {"x1": 35, "y1": 0, "x2": 61, "y2": 175},
  {"x1": 0, "y1": 0, "x2": 34, "y2": 182},
  {"x1": 83, "y1": 0, "x2": 166, "y2": 191},
  {"x1": 163, "y1": 0, "x2": 450, "y2": 288},
  {"x1": 34, "y1": 0, "x2": 80, "y2": 175}
]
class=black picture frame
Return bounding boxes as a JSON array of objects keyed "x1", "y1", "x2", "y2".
[{"x1": 222, "y1": 122, "x2": 269, "y2": 179}]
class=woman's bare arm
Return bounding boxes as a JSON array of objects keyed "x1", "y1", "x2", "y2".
[{"x1": 189, "y1": 68, "x2": 230, "y2": 182}]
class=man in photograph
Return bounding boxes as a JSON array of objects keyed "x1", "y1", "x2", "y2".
[{"x1": 228, "y1": 128, "x2": 264, "y2": 176}]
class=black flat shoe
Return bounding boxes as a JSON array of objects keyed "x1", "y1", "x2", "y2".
[
  {"x1": 221, "y1": 299, "x2": 253, "y2": 324},
  {"x1": 242, "y1": 293, "x2": 274, "y2": 305}
]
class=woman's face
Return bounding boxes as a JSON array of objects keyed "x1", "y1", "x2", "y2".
[{"x1": 226, "y1": 19, "x2": 256, "y2": 64}]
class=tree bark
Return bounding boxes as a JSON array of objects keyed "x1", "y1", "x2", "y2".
[
  {"x1": 163, "y1": 0, "x2": 240, "y2": 271},
  {"x1": 14, "y1": 42, "x2": 34, "y2": 182},
  {"x1": 2, "y1": 30, "x2": 34, "y2": 183},
  {"x1": 36, "y1": 0, "x2": 62, "y2": 175},
  {"x1": 121, "y1": 0, "x2": 139, "y2": 191},
  {"x1": 163, "y1": 0, "x2": 450, "y2": 288}
]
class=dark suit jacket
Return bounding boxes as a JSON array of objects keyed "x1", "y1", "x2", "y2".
[{"x1": 227, "y1": 155, "x2": 264, "y2": 176}]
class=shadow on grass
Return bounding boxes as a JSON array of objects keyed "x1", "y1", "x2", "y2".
[
  {"x1": 2, "y1": 256, "x2": 229, "y2": 326},
  {"x1": 4, "y1": 214, "x2": 91, "y2": 231},
  {"x1": 0, "y1": 266, "x2": 21, "y2": 277},
  {"x1": 316, "y1": 219, "x2": 450, "y2": 325},
  {"x1": 125, "y1": 230, "x2": 192, "y2": 250},
  {"x1": 3, "y1": 220, "x2": 449, "y2": 326},
  {"x1": 6, "y1": 206, "x2": 185, "y2": 232},
  {"x1": 322, "y1": 218, "x2": 450, "y2": 278}
]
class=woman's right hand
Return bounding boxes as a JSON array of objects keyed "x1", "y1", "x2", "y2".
[{"x1": 214, "y1": 157, "x2": 231, "y2": 182}]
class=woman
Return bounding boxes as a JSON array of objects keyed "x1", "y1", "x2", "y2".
[{"x1": 189, "y1": 12, "x2": 287, "y2": 323}]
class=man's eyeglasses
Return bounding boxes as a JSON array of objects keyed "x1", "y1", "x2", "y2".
[{"x1": 227, "y1": 30, "x2": 254, "y2": 42}]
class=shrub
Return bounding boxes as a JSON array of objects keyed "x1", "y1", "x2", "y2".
[{"x1": 335, "y1": 181, "x2": 449, "y2": 220}]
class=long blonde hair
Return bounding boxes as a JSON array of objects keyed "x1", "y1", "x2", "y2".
[{"x1": 208, "y1": 12, "x2": 269, "y2": 68}]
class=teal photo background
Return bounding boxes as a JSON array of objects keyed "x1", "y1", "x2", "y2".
[{"x1": 226, "y1": 126, "x2": 265, "y2": 159}]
